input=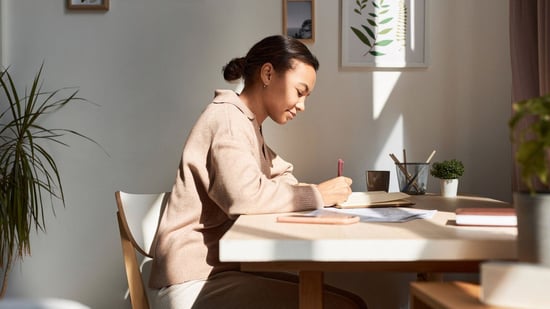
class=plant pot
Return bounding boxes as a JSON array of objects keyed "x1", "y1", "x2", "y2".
[
  {"x1": 513, "y1": 192, "x2": 550, "y2": 267},
  {"x1": 440, "y1": 179, "x2": 458, "y2": 197}
]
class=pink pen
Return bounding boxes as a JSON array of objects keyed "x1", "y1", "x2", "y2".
[{"x1": 338, "y1": 159, "x2": 344, "y2": 176}]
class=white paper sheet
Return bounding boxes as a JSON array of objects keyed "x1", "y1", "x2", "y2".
[{"x1": 312, "y1": 207, "x2": 437, "y2": 223}]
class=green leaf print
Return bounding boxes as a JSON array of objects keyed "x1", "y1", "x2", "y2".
[{"x1": 349, "y1": 0, "x2": 410, "y2": 58}]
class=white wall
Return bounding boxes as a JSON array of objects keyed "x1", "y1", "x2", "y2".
[{"x1": 1, "y1": 0, "x2": 511, "y2": 308}]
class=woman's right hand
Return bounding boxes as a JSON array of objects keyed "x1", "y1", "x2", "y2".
[{"x1": 317, "y1": 176, "x2": 353, "y2": 206}]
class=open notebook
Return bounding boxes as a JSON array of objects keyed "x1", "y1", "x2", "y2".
[{"x1": 335, "y1": 191, "x2": 413, "y2": 209}]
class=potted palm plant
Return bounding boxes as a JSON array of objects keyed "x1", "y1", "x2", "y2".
[
  {"x1": 430, "y1": 159, "x2": 465, "y2": 197},
  {"x1": 509, "y1": 93, "x2": 550, "y2": 267},
  {"x1": 0, "y1": 64, "x2": 99, "y2": 296}
]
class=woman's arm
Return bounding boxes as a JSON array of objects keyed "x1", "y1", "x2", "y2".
[{"x1": 208, "y1": 133, "x2": 324, "y2": 215}]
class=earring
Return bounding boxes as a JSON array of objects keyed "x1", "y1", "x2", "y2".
[{"x1": 263, "y1": 84, "x2": 267, "y2": 88}]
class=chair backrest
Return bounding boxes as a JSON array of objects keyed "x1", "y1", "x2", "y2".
[{"x1": 115, "y1": 191, "x2": 170, "y2": 309}]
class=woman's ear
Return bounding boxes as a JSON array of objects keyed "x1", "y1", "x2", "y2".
[{"x1": 260, "y1": 63, "x2": 274, "y2": 87}]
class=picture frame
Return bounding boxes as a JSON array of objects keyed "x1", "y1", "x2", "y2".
[
  {"x1": 283, "y1": 0, "x2": 315, "y2": 43},
  {"x1": 341, "y1": 0, "x2": 429, "y2": 68},
  {"x1": 67, "y1": 0, "x2": 109, "y2": 11}
]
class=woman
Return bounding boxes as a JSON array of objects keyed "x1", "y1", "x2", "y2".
[{"x1": 150, "y1": 35, "x2": 366, "y2": 308}]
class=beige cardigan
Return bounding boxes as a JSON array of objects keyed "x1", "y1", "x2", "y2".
[{"x1": 149, "y1": 90, "x2": 324, "y2": 288}]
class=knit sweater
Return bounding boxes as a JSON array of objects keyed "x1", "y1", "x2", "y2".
[{"x1": 149, "y1": 89, "x2": 324, "y2": 288}]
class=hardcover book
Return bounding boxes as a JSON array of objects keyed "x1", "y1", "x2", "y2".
[{"x1": 455, "y1": 207, "x2": 516, "y2": 226}]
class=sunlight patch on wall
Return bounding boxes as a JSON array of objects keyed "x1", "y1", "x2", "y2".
[
  {"x1": 375, "y1": 114, "x2": 403, "y2": 167},
  {"x1": 375, "y1": 115, "x2": 404, "y2": 191},
  {"x1": 372, "y1": 71, "x2": 401, "y2": 119}
]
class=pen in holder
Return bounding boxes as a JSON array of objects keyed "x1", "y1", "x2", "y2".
[{"x1": 395, "y1": 163, "x2": 429, "y2": 195}]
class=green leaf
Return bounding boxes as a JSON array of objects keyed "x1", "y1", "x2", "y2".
[
  {"x1": 375, "y1": 39, "x2": 393, "y2": 46},
  {"x1": 369, "y1": 50, "x2": 385, "y2": 56},
  {"x1": 367, "y1": 19, "x2": 376, "y2": 26},
  {"x1": 363, "y1": 25, "x2": 375, "y2": 40},
  {"x1": 380, "y1": 17, "x2": 393, "y2": 24},
  {"x1": 509, "y1": 94, "x2": 550, "y2": 192},
  {"x1": 378, "y1": 28, "x2": 392, "y2": 35},
  {"x1": 350, "y1": 26, "x2": 372, "y2": 47}
]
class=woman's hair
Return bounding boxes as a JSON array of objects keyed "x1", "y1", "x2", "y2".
[{"x1": 223, "y1": 35, "x2": 319, "y2": 86}]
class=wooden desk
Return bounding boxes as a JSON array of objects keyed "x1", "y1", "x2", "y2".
[
  {"x1": 219, "y1": 195, "x2": 517, "y2": 309},
  {"x1": 410, "y1": 281, "x2": 510, "y2": 309}
]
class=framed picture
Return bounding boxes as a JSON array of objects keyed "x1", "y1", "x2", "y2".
[
  {"x1": 67, "y1": 0, "x2": 109, "y2": 11},
  {"x1": 283, "y1": 0, "x2": 315, "y2": 43},
  {"x1": 341, "y1": 0, "x2": 429, "y2": 68}
]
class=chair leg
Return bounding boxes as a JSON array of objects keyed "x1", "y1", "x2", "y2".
[{"x1": 118, "y1": 212, "x2": 150, "y2": 309}]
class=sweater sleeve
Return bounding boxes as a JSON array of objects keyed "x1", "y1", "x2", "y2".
[{"x1": 206, "y1": 110, "x2": 323, "y2": 216}]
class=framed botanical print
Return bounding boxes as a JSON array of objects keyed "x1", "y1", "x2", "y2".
[{"x1": 341, "y1": 0, "x2": 429, "y2": 68}]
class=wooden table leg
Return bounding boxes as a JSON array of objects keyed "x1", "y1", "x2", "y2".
[{"x1": 299, "y1": 271, "x2": 323, "y2": 309}]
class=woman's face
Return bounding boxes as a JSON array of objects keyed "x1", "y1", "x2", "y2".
[{"x1": 264, "y1": 60, "x2": 316, "y2": 124}]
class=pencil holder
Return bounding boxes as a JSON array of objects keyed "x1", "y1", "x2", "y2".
[{"x1": 395, "y1": 163, "x2": 429, "y2": 195}]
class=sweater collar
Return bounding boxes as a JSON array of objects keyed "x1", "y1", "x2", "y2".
[{"x1": 212, "y1": 89, "x2": 255, "y2": 121}]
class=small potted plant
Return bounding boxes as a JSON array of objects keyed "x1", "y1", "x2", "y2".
[
  {"x1": 509, "y1": 93, "x2": 550, "y2": 266},
  {"x1": 430, "y1": 159, "x2": 465, "y2": 197}
]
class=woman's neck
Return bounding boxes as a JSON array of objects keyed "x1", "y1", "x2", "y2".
[{"x1": 239, "y1": 86, "x2": 267, "y2": 125}]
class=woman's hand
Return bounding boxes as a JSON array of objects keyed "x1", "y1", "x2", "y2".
[{"x1": 317, "y1": 176, "x2": 353, "y2": 206}]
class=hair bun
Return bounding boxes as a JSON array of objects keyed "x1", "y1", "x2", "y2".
[{"x1": 223, "y1": 57, "x2": 246, "y2": 81}]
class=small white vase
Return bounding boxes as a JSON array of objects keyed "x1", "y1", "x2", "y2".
[{"x1": 440, "y1": 179, "x2": 459, "y2": 197}]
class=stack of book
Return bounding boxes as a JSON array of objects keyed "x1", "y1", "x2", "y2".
[{"x1": 455, "y1": 207, "x2": 516, "y2": 226}]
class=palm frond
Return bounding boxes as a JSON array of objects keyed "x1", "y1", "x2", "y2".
[{"x1": 0, "y1": 63, "x2": 101, "y2": 297}]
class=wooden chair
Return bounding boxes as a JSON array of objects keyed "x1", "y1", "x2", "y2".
[{"x1": 115, "y1": 191, "x2": 170, "y2": 309}]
